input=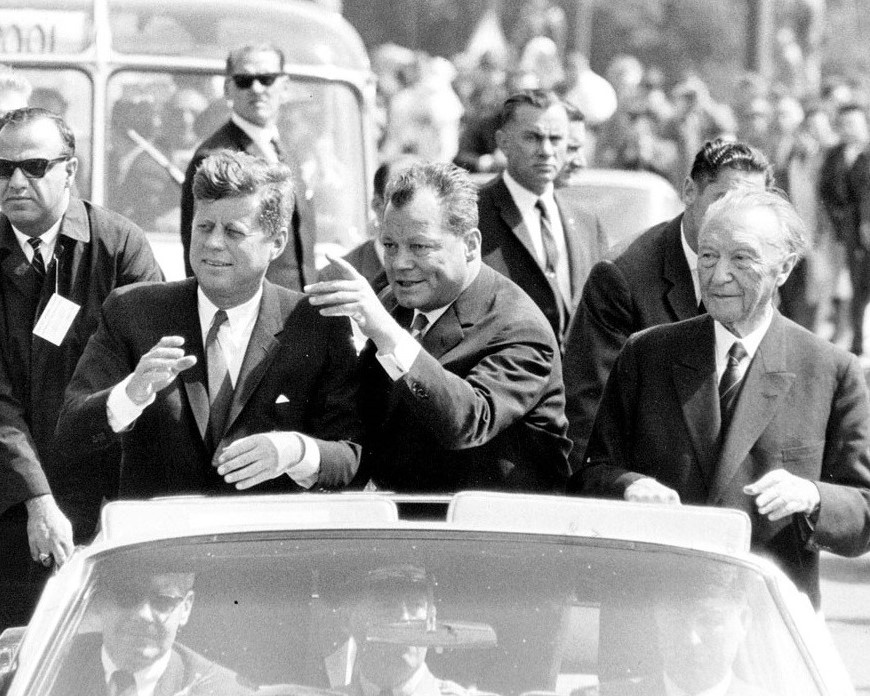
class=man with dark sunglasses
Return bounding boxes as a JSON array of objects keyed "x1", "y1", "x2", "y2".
[
  {"x1": 180, "y1": 43, "x2": 317, "y2": 292},
  {"x1": 55, "y1": 569, "x2": 253, "y2": 696},
  {"x1": 0, "y1": 107, "x2": 163, "y2": 633}
]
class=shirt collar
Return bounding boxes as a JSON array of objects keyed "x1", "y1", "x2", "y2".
[
  {"x1": 197, "y1": 285, "x2": 263, "y2": 339},
  {"x1": 231, "y1": 113, "x2": 279, "y2": 146},
  {"x1": 413, "y1": 305, "x2": 451, "y2": 336},
  {"x1": 101, "y1": 644, "x2": 173, "y2": 696},
  {"x1": 713, "y1": 309, "x2": 772, "y2": 367},
  {"x1": 503, "y1": 170, "x2": 554, "y2": 212},
  {"x1": 12, "y1": 214, "x2": 63, "y2": 257},
  {"x1": 663, "y1": 669, "x2": 734, "y2": 696}
]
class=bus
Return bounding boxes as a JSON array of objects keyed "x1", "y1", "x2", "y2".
[{"x1": 0, "y1": 0, "x2": 376, "y2": 278}]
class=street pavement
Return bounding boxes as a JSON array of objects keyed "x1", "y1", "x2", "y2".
[{"x1": 820, "y1": 551, "x2": 870, "y2": 694}]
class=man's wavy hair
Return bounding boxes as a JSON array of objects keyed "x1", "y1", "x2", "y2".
[
  {"x1": 689, "y1": 138, "x2": 774, "y2": 190},
  {"x1": 0, "y1": 106, "x2": 75, "y2": 156},
  {"x1": 192, "y1": 150, "x2": 295, "y2": 238},
  {"x1": 384, "y1": 161, "x2": 478, "y2": 236}
]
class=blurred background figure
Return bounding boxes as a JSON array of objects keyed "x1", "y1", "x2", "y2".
[
  {"x1": 510, "y1": 0, "x2": 567, "y2": 59},
  {"x1": 0, "y1": 64, "x2": 30, "y2": 116},
  {"x1": 559, "y1": 52, "x2": 617, "y2": 129},
  {"x1": 453, "y1": 51, "x2": 508, "y2": 174},
  {"x1": 517, "y1": 36, "x2": 564, "y2": 91},
  {"x1": 29, "y1": 87, "x2": 67, "y2": 117},
  {"x1": 555, "y1": 102, "x2": 587, "y2": 188}
]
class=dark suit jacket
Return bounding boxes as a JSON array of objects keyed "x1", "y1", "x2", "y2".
[
  {"x1": 180, "y1": 120, "x2": 317, "y2": 290},
  {"x1": 818, "y1": 143, "x2": 870, "y2": 249},
  {"x1": 574, "y1": 312, "x2": 870, "y2": 607},
  {"x1": 0, "y1": 197, "x2": 163, "y2": 526},
  {"x1": 478, "y1": 174, "x2": 608, "y2": 345},
  {"x1": 359, "y1": 264, "x2": 571, "y2": 493},
  {"x1": 562, "y1": 214, "x2": 701, "y2": 471},
  {"x1": 55, "y1": 279, "x2": 361, "y2": 498},
  {"x1": 54, "y1": 633, "x2": 253, "y2": 696}
]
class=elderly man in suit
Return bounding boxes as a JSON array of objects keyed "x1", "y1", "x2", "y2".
[
  {"x1": 57, "y1": 151, "x2": 360, "y2": 499},
  {"x1": 55, "y1": 570, "x2": 252, "y2": 696},
  {"x1": 563, "y1": 139, "x2": 773, "y2": 469},
  {"x1": 0, "y1": 107, "x2": 163, "y2": 632},
  {"x1": 477, "y1": 89, "x2": 608, "y2": 348},
  {"x1": 180, "y1": 43, "x2": 316, "y2": 290},
  {"x1": 306, "y1": 161, "x2": 570, "y2": 493},
  {"x1": 572, "y1": 188, "x2": 870, "y2": 608}
]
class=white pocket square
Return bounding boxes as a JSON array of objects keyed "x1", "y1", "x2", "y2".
[{"x1": 275, "y1": 394, "x2": 290, "y2": 404}]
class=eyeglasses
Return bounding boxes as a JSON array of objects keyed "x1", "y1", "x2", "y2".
[
  {"x1": 0, "y1": 156, "x2": 70, "y2": 179},
  {"x1": 230, "y1": 73, "x2": 282, "y2": 89},
  {"x1": 110, "y1": 587, "x2": 188, "y2": 618}
]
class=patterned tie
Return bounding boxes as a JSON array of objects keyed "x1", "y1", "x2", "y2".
[
  {"x1": 719, "y1": 341, "x2": 748, "y2": 435},
  {"x1": 28, "y1": 237, "x2": 46, "y2": 278},
  {"x1": 534, "y1": 199, "x2": 559, "y2": 277},
  {"x1": 206, "y1": 310, "x2": 233, "y2": 449},
  {"x1": 410, "y1": 313, "x2": 429, "y2": 339},
  {"x1": 109, "y1": 670, "x2": 135, "y2": 696}
]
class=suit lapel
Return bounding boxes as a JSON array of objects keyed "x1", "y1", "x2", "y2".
[
  {"x1": 154, "y1": 648, "x2": 185, "y2": 696},
  {"x1": 223, "y1": 282, "x2": 284, "y2": 436},
  {"x1": 661, "y1": 215, "x2": 699, "y2": 321},
  {"x1": 177, "y1": 282, "x2": 210, "y2": 442},
  {"x1": 494, "y1": 177, "x2": 543, "y2": 272},
  {"x1": 554, "y1": 188, "x2": 589, "y2": 306},
  {"x1": 711, "y1": 314, "x2": 796, "y2": 498},
  {"x1": 672, "y1": 317, "x2": 719, "y2": 484}
]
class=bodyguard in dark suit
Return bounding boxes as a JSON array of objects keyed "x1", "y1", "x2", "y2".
[
  {"x1": 563, "y1": 140, "x2": 773, "y2": 468},
  {"x1": 478, "y1": 90, "x2": 608, "y2": 346},
  {"x1": 57, "y1": 151, "x2": 361, "y2": 498},
  {"x1": 0, "y1": 107, "x2": 162, "y2": 631},
  {"x1": 307, "y1": 162, "x2": 570, "y2": 493},
  {"x1": 574, "y1": 189, "x2": 870, "y2": 607},
  {"x1": 54, "y1": 571, "x2": 252, "y2": 696},
  {"x1": 180, "y1": 44, "x2": 316, "y2": 290}
]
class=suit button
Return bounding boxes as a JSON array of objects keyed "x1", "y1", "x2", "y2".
[{"x1": 410, "y1": 382, "x2": 429, "y2": 399}]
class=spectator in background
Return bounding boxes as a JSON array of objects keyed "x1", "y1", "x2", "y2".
[
  {"x1": 818, "y1": 103, "x2": 870, "y2": 355},
  {"x1": 510, "y1": 0, "x2": 567, "y2": 59},
  {"x1": 479, "y1": 90, "x2": 608, "y2": 347},
  {"x1": 554, "y1": 102, "x2": 587, "y2": 188},
  {"x1": 559, "y1": 52, "x2": 617, "y2": 129},
  {"x1": 0, "y1": 107, "x2": 163, "y2": 632},
  {"x1": 613, "y1": 103, "x2": 681, "y2": 186},
  {"x1": 29, "y1": 87, "x2": 67, "y2": 117},
  {"x1": 454, "y1": 52, "x2": 508, "y2": 174},
  {"x1": 517, "y1": 36, "x2": 564, "y2": 92},
  {"x1": 0, "y1": 65, "x2": 31, "y2": 115},
  {"x1": 181, "y1": 43, "x2": 317, "y2": 291}
]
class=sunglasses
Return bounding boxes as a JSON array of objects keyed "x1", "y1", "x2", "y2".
[
  {"x1": 230, "y1": 73, "x2": 282, "y2": 89},
  {"x1": 110, "y1": 587, "x2": 188, "y2": 617},
  {"x1": 0, "y1": 156, "x2": 70, "y2": 179}
]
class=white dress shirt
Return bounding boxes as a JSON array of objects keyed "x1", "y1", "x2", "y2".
[
  {"x1": 712, "y1": 310, "x2": 772, "y2": 385},
  {"x1": 502, "y1": 170, "x2": 571, "y2": 304},
  {"x1": 231, "y1": 113, "x2": 281, "y2": 163},
  {"x1": 106, "y1": 286, "x2": 319, "y2": 488},
  {"x1": 13, "y1": 216, "x2": 63, "y2": 267},
  {"x1": 102, "y1": 645, "x2": 172, "y2": 696}
]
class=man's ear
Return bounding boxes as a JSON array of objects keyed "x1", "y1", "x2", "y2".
[
  {"x1": 464, "y1": 228, "x2": 481, "y2": 260},
  {"x1": 681, "y1": 176, "x2": 697, "y2": 206},
  {"x1": 270, "y1": 226, "x2": 289, "y2": 261},
  {"x1": 178, "y1": 590, "x2": 195, "y2": 628},
  {"x1": 64, "y1": 157, "x2": 78, "y2": 187},
  {"x1": 775, "y1": 252, "x2": 799, "y2": 287}
]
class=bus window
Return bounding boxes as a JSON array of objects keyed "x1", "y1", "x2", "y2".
[
  {"x1": 15, "y1": 68, "x2": 93, "y2": 198},
  {"x1": 105, "y1": 70, "x2": 367, "y2": 279}
]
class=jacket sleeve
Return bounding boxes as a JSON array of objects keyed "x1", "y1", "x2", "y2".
[{"x1": 563, "y1": 259, "x2": 635, "y2": 473}]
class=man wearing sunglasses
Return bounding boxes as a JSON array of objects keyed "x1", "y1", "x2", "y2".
[
  {"x1": 56, "y1": 569, "x2": 253, "y2": 696},
  {"x1": 0, "y1": 107, "x2": 163, "y2": 633},
  {"x1": 180, "y1": 43, "x2": 317, "y2": 293}
]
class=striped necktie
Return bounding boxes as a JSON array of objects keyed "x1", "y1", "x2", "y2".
[
  {"x1": 206, "y1": 309, "x2": 233, "y2": 448},
  {"x1": 28, "y1": 237, "x2": 46, "y2": 278},
  {"x1": 719, "y1": 341, "x2": 748, "y2": 435}
]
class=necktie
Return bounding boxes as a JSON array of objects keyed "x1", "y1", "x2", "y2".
[
  {"x1": 206, "y1": 309, "x2": 233, "y2": 449},
  {"x1": 410, "y1": 313, "x2": 429, "y2": 339},
  {"x1": 270, "y1": 136, "x2": 284, "y2": 162},
  {"x1": 534, "y1": 199, "x2": 559, "y2": 277},
  {"x1": 109, "y1": 670, "x2": 135, "y2": 696},
  {"x1": 697, "y1": 299, "x2": 706, "y2": 314},
  {"x1": 719, "y1": 341, "x2": 748, "y2": 435},
  {"x1": 28, "y1": 237, "x2": 46, "y2": 278}
]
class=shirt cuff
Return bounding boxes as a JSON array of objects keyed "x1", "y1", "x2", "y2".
[
  {"x1": 375, "y1": 331, "x2": 421, "y2": 381},
  {"x1": 264, "y1": 432, "x2": 321, "y2": 489},
  {"x1": 107, "y1": 375, "x2": 154, "y2": 432}
]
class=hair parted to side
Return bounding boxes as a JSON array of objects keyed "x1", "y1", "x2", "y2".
[
  {"x1": 0, "y1": 107, "x2": 75, "y2": 156},
  {"x1": 385, "y1": 161, "x2": 478, "y2": 236},
  {"x1": 226, "y1": 44, "x2": 285, "y2": 75},
  {"x1": 689, "y1": 138, "x2": 774, "y2": 189},
  {"x1": 192, "y1": 150, "x2": 296, "y2": 238},
  {"x1": 500, "y1": 89, "x2": 564, "y2": 129},
  {"x1": 701, "y1": 187, "x2": 810, "y2": 261},
  {"x1": 563, "y1": 100, "x2": 585, "y2": 124}
]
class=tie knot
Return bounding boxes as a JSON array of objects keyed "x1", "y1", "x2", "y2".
[
  {"x1": 410, "y1": 313, "x2": 429, "y2": 337},
  {"x1": 27, "y1": 237, "x2": 41, "y2": 251},
  {"x1": 728, "y1": 341, "x2": 747, "y2": 364},
  {"x1": 110, "y1": 669, "x2": 135, "y2": 696},
  {"x1": 212, "y1": 309, "x2": 228, "y2": 329},
  {"x1": 535, "y1": 198, "x2": 549, "y2": 220}
]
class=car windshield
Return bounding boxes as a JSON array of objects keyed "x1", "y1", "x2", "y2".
[{"x1": 40, "y1": 532, "x2": 820, "y2": 696}]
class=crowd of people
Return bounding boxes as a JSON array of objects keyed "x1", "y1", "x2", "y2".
[{"x1": 1, "y1": 24, "x2": 870, "y2": 686}]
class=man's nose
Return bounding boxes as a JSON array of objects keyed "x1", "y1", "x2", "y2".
[
  {"x1": 204, "y1": 230, "x2": 227, "y2": 249},
  {"x1": 391, "y1": 247, "x2": 415, "y2": 269},
  {"x1": 7, "y1": 166, "x2": 28, "y2": 187}
]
